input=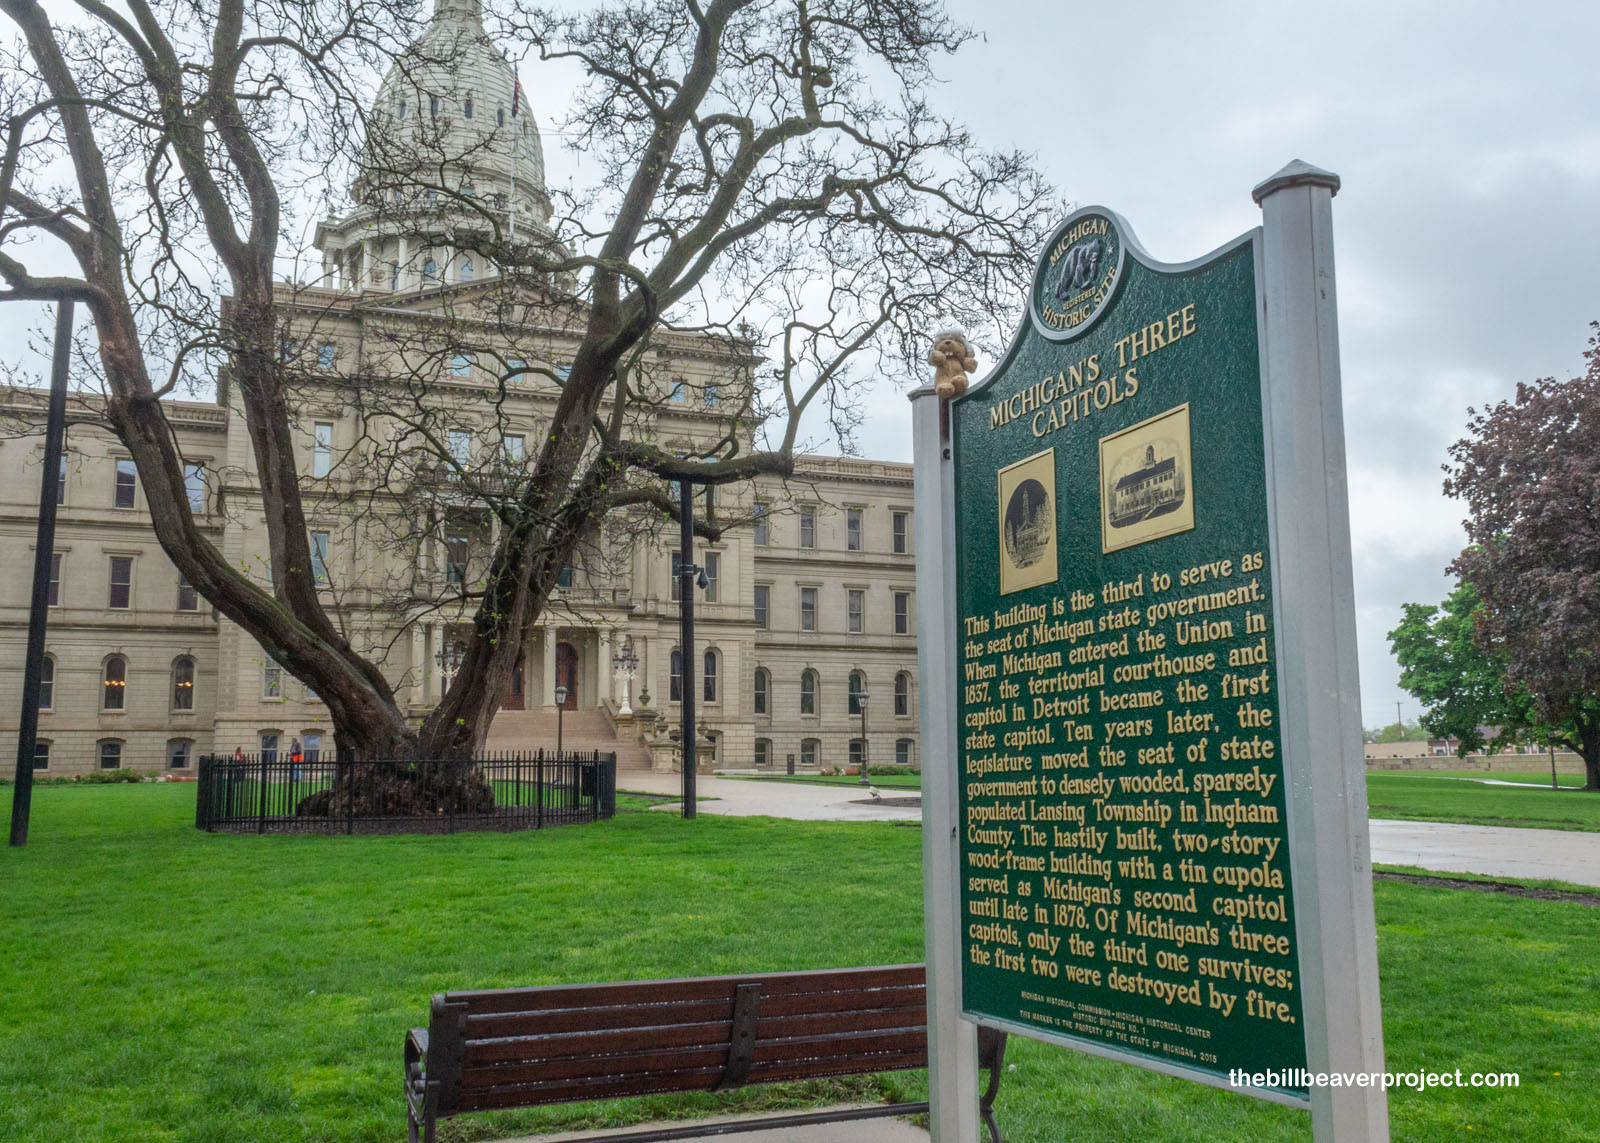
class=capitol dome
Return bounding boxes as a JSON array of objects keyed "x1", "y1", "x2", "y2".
[{"x1": 352, "y1": 0, "x2": 549, "y2": 225}]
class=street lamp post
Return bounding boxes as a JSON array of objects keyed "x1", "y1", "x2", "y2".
[
  {"x1": 554, "y1": 685, "x2": 568, "y2": 753},
  {"x1": 857, "y1": 692, "x2": 870, "y2": 784},
  {"x1": 10, "y1": 299, "x2": 74, "y2": 848}
]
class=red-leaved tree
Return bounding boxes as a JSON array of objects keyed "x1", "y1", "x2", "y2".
[{"x1": 1446, "y1": 325, "x2": 1600, "y2": 790}]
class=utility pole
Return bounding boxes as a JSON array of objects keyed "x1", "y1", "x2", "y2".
[
  {"x1": 10, "y1": 299, "x2": 74, "y2": 847},
  {"x1": 1395, "y1": 700, "x2": 1403, "y2": 739}
]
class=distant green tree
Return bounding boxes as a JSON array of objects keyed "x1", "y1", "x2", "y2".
[
  {"x1": 1363, "y1": 720, "x2": 1425, "y2": 744},
  {"x1": 1388, "y1": 580, "x2": 1564, "y2": 762}
]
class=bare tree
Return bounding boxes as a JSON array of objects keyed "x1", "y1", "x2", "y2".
[{"x1": 0, "y1": 0, "x2": 1053, "y2": 759}]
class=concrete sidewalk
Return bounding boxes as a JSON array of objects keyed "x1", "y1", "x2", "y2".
[
  {"x1": 495, "y1": 1107, "x2": 930, "y2": 1143},
  {"x1": 619, "y1": 771, "x2": 1600, "y2": 887}
]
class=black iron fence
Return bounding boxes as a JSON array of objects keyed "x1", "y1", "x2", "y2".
[{"x1": 195, "y1": 750, "x2": 616, "y2": 835}]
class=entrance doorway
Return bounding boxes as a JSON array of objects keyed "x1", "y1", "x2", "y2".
[
  {"x1": 504, "y1": 654, "x2": 525, "y2": 711},
  {"x1": 556, "y1": 642, "x2": 579, "y2": 709}
]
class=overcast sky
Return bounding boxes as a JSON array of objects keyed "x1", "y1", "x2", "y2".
[
  {"x1": 844, "y1": 0, "x2": 1600, "y2": 729},
  {"x1": 8, "y1": 1, "x2": 1597, "y2": 730}
]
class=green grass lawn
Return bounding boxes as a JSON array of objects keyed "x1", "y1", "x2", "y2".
[
  {"x1": 1366, "y1": 772, "x2": 1600, "y2": 832},
  {"x1": 2, "y1": 785, "x2": 1595, "y2": 1142}
]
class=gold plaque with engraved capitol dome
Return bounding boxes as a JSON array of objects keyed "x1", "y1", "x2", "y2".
[{"x1": 996, "y1": 448, "x2": 1058, "y2": 595}]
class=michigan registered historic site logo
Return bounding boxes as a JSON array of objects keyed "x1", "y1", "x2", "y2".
[{"x1": 1030, "y1": 209, "x2": 1126, "y2": 341}]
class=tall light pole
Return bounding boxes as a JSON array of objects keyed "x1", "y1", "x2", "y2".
[
  {"x1": 10, "y1": 299, "x2": 74, "y2": 848},
  {"x1": 857, "y1": 691, "x2": 870, "y2": 785},
  {"x1": 677, "y1": 478, "x2": 709, "y2": 819},
  {"x1": 554, "y1": 685, "x2": 568, "y2": 753}
]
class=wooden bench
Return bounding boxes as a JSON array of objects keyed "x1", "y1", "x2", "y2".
[{"x1": 405, "y1": 963, "x2": 1006, "y2": 1143}]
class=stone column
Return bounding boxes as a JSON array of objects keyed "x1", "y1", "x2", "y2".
[
  {"x1": 598, "y1": 628, "x2": 614, "y2": 707},
  {"x1": 542, "y1": 626, "x2": 557, "y2": 708},
  {"x1": 409, "y1": 624, "x2": 425, "y2": 707}
]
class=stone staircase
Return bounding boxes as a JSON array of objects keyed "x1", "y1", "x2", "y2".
[{"x1": 484, "y1": 708, "x2": 653, "y2": 771}]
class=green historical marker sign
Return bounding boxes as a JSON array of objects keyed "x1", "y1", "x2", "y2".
[{"x1": 950, "y1": 209, "x2": 1310, "y2": 1101}]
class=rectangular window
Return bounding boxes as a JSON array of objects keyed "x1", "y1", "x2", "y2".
[
  {"x1": 446, "y1": 536, "x2": 469, "y2": 585},
  {"x1": 755, "y1": 738, "x2": 769, "y2": 768},
  {"x1": 263, "y1": 663, "x2": 282, "y2": 700},
  {"x1": 703, "y1": 552, "x2": 719, "y2": 602},
  {"x1": 99, "y1": 741, "x2": 122, "y2": 770},
  {"x1": 754, "y1": 585, "x2": 769, "y2": 629},
  {"x1": 185, "y1": 463, "x2": 206, "y2": 512},
  {"x1": 32, "y1": 741, "x2": 49, "y2": 771},
  {"x1": 669, "y1": 379, "x2": 686, "y2": 402},
  {"x1": 304, "y1": 732, "x2": 322, "y2": 765},
  {"x1": 849, "y1": 740, "x2": 864, "y2": 767},
  {"x1": 800, "y1": 587, "x2": 817, "y2": 632},
  {"x1": 177, "y1": 573, "x2": 198, "y2": 612},
  {"x1": 114, "y1": 459, "x2": 137, "y2": 508},
  {"x1": 56, "y1": 457, "x2": 66, "y2": 505},
  {"x1": 848, "y1": 589, "x2": 864, "y2": 633},
  {"x1": 313, "y1": 423, "x2": 333, "y2": 477},
  {"x1": 38, "y1": 658, "x2": 53, "y2": 709},
  {"x1": 503, "y1": 434, "x2": 524, "y2": 463},
  {"x1": 670, "y1": 550, "x2": 683, "y2": 602},
  {"x1": 799, "y1": 507, "x2": 815, "y2": 549},
  {"x1": 892, "y1": 511, "x2": 908, "y2": 554},
  {"x1": 801, "y1": 739, "x2": 818, "y2": 768},
  {"x1": 316, "y1": 342, "x2": 336, "y2": 369},
  {"x1": 896, "y1": 739, "x2": 911, "y2": 767},
  {"x1": 448, "y1": 430, "x2": 471, "y2": 466},
  {"x1": 894, "y1": 591, "x2": 910, "y2": 635},
  {"x1": 108, "y1": 556, "x2": 133, "y2": 609},
  {"x1": 753, "y1": 502, "x2": 768, "y2": 546},
  {"x1": 311, "y1": 531, "x2": 329, "y2": 585},
  {"x1": 48, "y1": 553, "x2": 61, "y2": 607},
  {"x1": 450, "y1": 352, "x2": 472, "y2": 377},
  {"x1": 847, "y1": 508, "x2": 863, "y2": 551},
  {"x1": 261, "y1": 733, "x2": 278, "y2": 764},
  {"x1": 704, "y1": 384, "x2": 719, "y2": 406},
  {"x1": 168, "y1": 740, "x2": 191, "y2": 769},
  {"x1": 556, "y1": 564, "x2": 574, "y2": 588}
]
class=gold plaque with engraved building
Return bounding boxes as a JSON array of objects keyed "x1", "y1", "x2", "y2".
[{"x1": 1099, "y1": 404, "x2": 1194, "y2": 553}]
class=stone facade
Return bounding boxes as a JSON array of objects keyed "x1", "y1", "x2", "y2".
[{"x1": 0, "y1": 1, "x2": 918, "y2": 779}]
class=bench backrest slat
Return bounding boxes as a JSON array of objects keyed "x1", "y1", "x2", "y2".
[{"x1": 434, "y1": 964, "x2": 932, "y2": 1114}]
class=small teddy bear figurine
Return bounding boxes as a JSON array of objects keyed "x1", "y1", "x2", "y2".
[{"x1": 928, "y1": 330, "x2": 978, "y2": 399}]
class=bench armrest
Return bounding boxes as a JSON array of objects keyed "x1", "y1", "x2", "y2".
[{"x1": 405, "y1": 1027, "x2": 429, "y2": 1087}]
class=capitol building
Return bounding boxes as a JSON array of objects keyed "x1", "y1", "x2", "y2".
[{"x1": 0, "y1": 0, "x2": 919, "y2": 779}]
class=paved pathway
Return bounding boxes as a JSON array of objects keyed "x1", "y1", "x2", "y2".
[
  {"x1": 619, "y1": 771, "x2": 1600, "y2": 887},
  {"x1": 497, "y1": 1108, "x2": 931, "y2": 1143},
  {"x1": 1366, "y1": 818, "x2": 1600, "y2": 888}
]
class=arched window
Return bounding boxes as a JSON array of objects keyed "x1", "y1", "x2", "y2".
[
  {"x1": 172, "y1": 657, "x2": 195, "y2": 711},
  {"x1": 39, "y1": 655, "x2": 54, "y2": 710},
  {"x1": 462, "y1": 95, "x2": 473, "y2": 118},
  {"x1": 800, "y1": 669, "x2": 818, "y2": 715},
  {"x1": 895, "y1": 671, "x2": 911, "y2": 717},
  {"x1": 102, "y1": 656, "x2": 127, "y2": 711},
  {"x1": 753, "y1": 668, "x2": 769, "y2": 715},
  {"x1": 848, "y1": 670, "x2": 866, "y2": 715},
  {"x1": 896, "y1": 738, "x2": 915, "y2": 767},
  {"x1": 703, "y1": 649, "x2": 718, "y2": 702},
  {"x1": 670, "y1": 649, "x2": 683, "y2": 703},
  {"x1": 801, "y1": 738, "x2": 820, "y2": 768},
  {"x1": 397, "y1": 99, "x2": 407, "y2": 119},
  {"x1": 755, "y1": 738, "x2": 771, "y2": 768}
]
